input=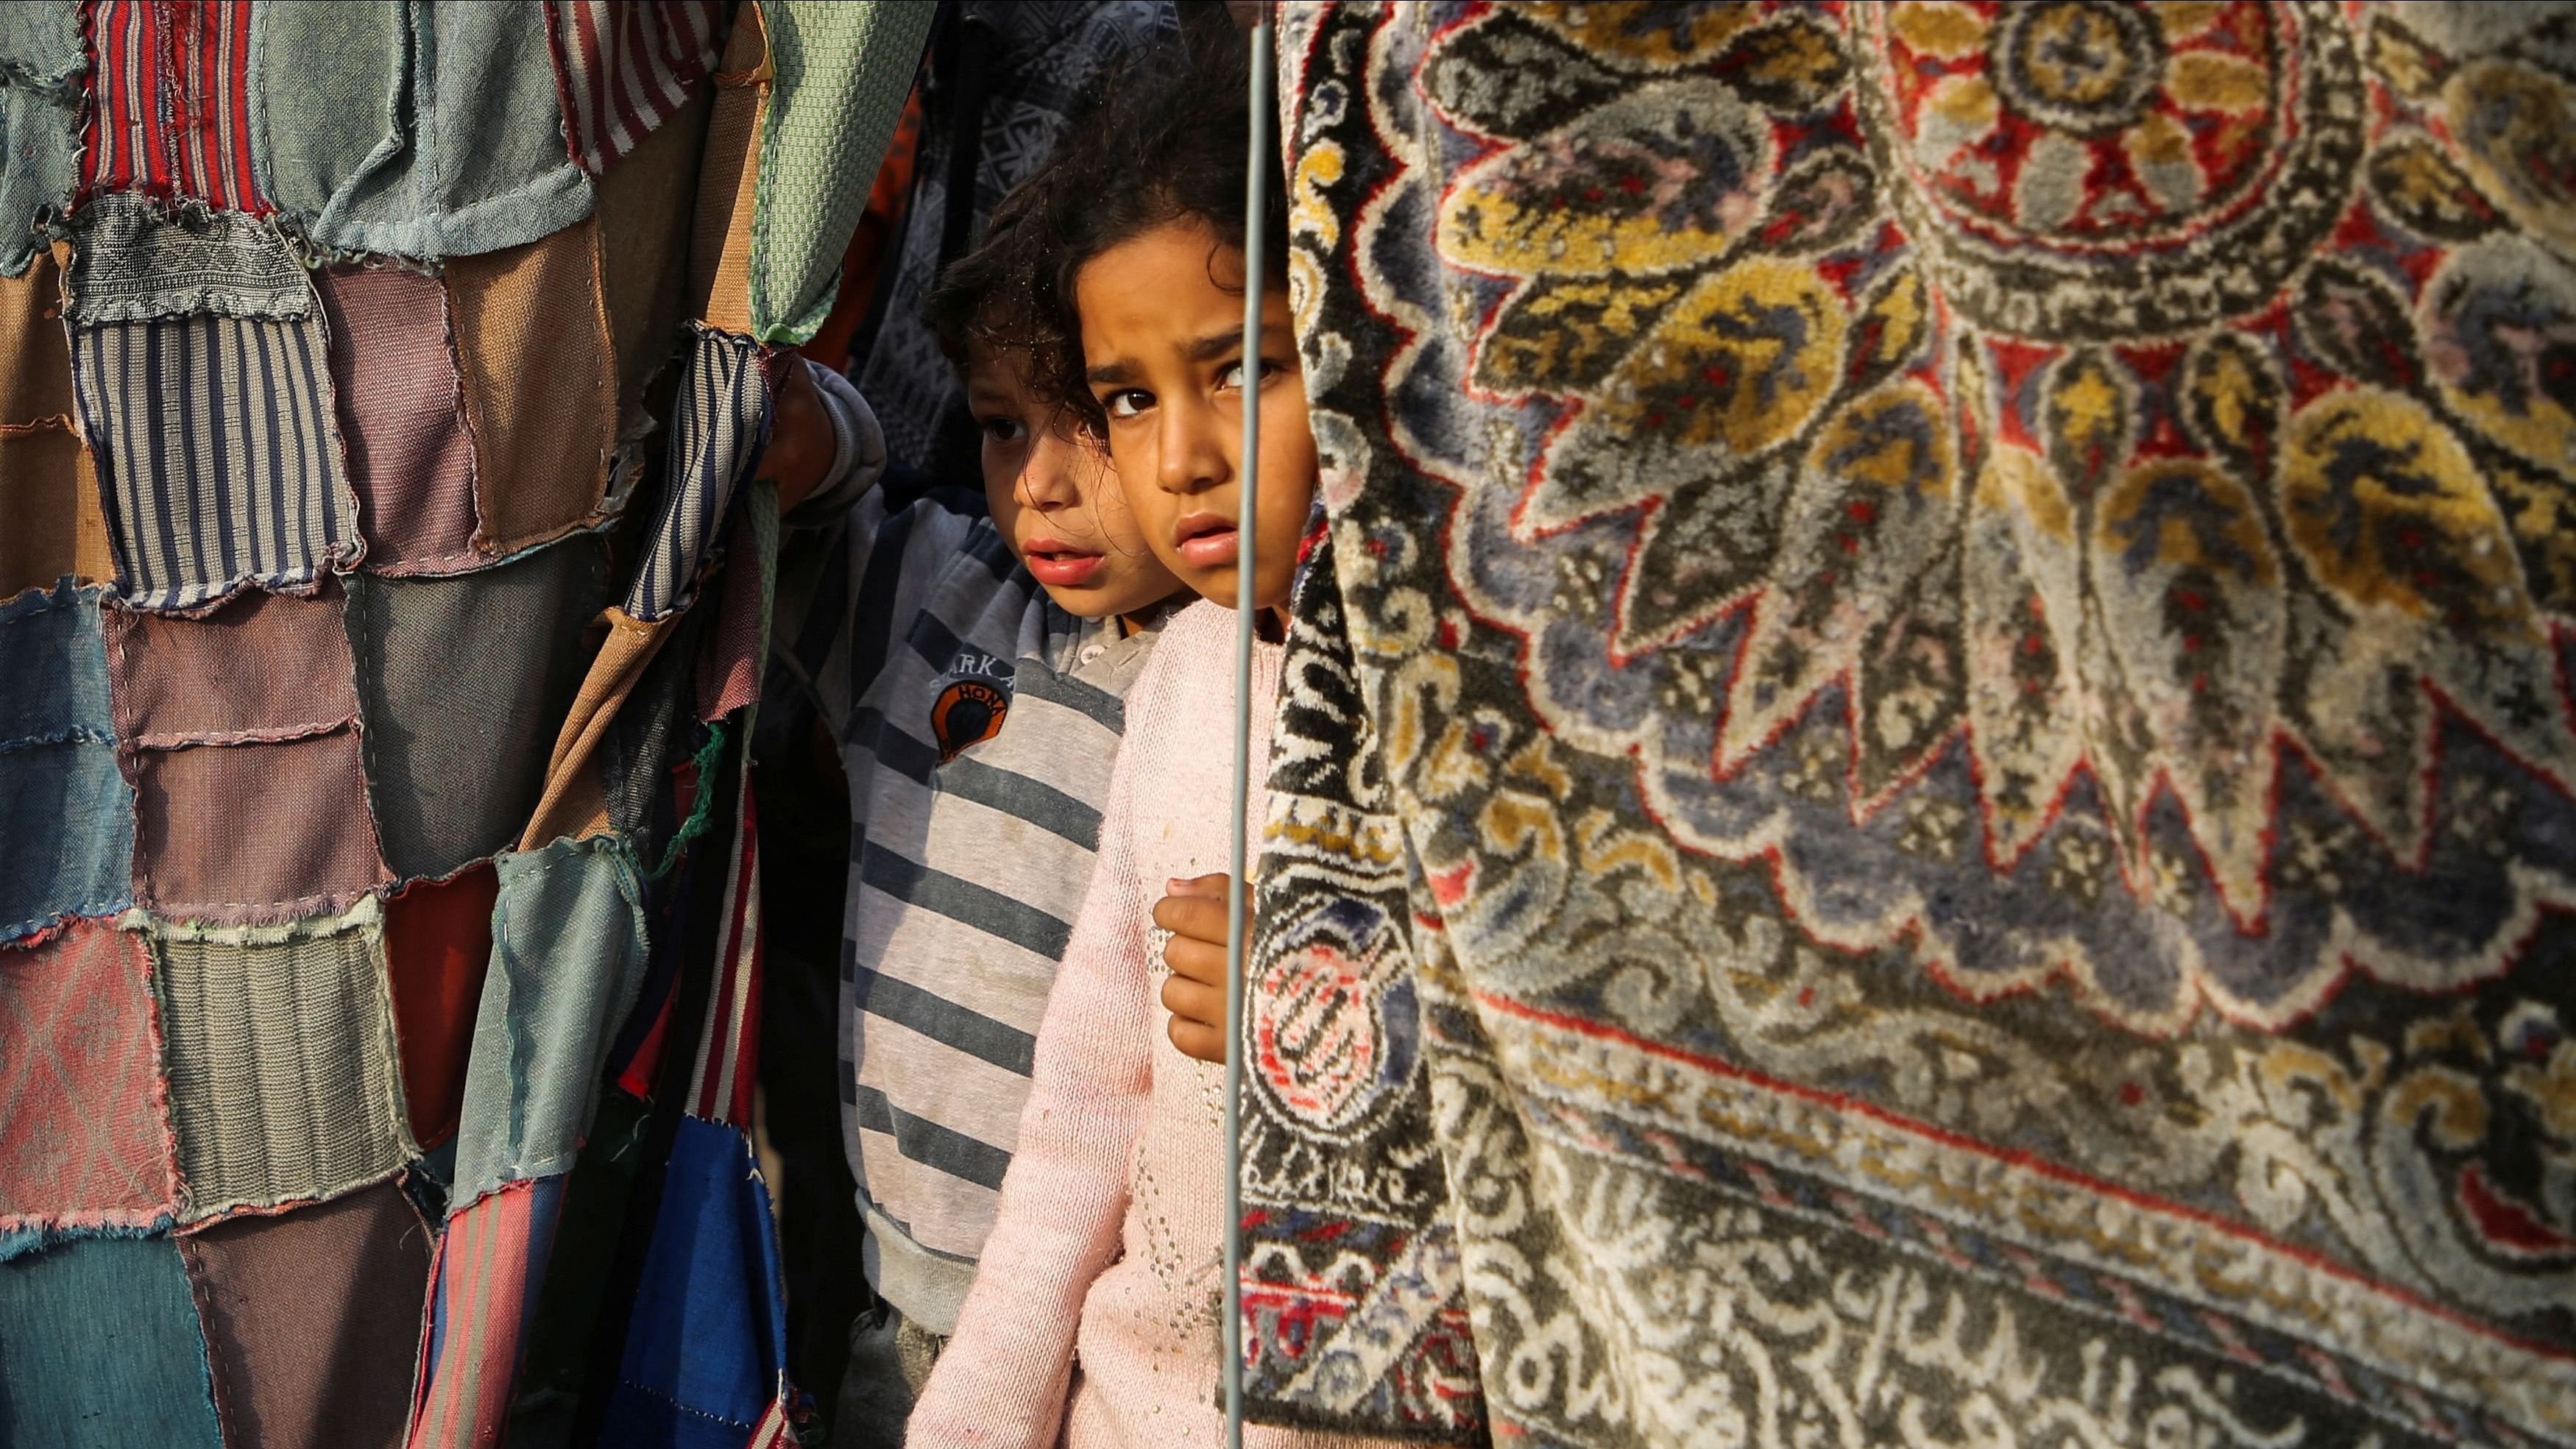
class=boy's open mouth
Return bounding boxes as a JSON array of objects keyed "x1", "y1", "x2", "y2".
[
  {"x1": 1173, "y1": 511, "x2": 1239, "y2": 571},
  {"x1": 1024, "y1": 537, "x2": 1106, "y2": 587}
]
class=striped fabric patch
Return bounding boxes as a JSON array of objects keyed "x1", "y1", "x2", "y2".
[
  {"x1": 71, "y1": 312, "x2": 361, "y2": 612},
  {"x1": 625, "y1": 323, "x2": 769, "y2": 622},
  {"x1": 542, "y1": 0, "x2": 728, "y2": 175},
  {"x1": 687, "y1": 786, "x2": 762, "y2": 1127},
  {"x1": 407, "y1": 1175, "x2": 567, "y2": 1449},
  {"x1": 82, "y1": 0, "x2": 268, "y2": 215}
]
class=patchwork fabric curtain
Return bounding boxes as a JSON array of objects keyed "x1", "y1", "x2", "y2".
[
  {"x1": 0, "y1": 3, "x2": 926, "y2": 1446},
  {"x1": 1245, "y1": 2, "x2": 2576, "y2": 1445}
]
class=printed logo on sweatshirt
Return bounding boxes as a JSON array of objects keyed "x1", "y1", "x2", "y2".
[{"x1": 931, "y1": 678, "x2": 1009, "y2": 762}]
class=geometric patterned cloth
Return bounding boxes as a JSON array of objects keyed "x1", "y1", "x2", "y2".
[
  {"x1": 1247, "y1": 2, "x2": 2576, "y2": 1444},
  {"x1": 0, "y1": 920, "x2": 178, "y2": 1246}
]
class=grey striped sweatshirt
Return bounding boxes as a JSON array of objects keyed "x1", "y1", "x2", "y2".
[{"x1": 780, "y1": 416, "x2": 1160, "y2": 1331}]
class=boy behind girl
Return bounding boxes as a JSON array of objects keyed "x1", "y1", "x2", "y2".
[{"x1": 772, "y1": 178, "x2": 1185, "y2": 1439}]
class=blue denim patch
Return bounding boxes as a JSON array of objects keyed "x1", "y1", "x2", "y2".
[
  {"x1": 0, "y1": 1234, "x2": 225, "y2": 1448},
  {"x1": 249, "y1": 1, "x2": 595, "y2": 258},
  {"x1": 0, "y1": 4, "x2": 81, "y2": 278},
  {"x1": 450, "y1": 835, "x2": 651, "y2": 1205},
  {"x1": 0, "y1": 584, "x2": 134, "y2": 943},
  {"x1": 593, "y1": 1116, "x2": 788, "y2": 1447}
]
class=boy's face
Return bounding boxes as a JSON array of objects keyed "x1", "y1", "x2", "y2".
[
  {"x1": 1074, "y1": 220, "x2": 1317, "y2": 613},
  {"x1": 965, "y1": 340, "x2": 1181, "y2": 621}
]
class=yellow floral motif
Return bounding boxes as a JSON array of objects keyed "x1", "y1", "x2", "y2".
[
  {"x1": 2098, "y1": 460, "x2": 2278, "y2": 587},
  {"x1": 2279, "y1": 390, "x2": 2532, "y2": 634},
  {"x1": 1599, "y1": 256, "x2": 1844, "y2": 456},
  {"x1": 1888, "y1": 1, "x2": 1984, "y2": 61},
  {"x1": 1524, "y1": 1, "x2": 1759, "y2": 68},
  {"x1": 1436, "y1": 83, "x2": 1769, "y2": 280},
  {"x1": 2446, "y1": 59, "x2": 2576, "y2": 255}
]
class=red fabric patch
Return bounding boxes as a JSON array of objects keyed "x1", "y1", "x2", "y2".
[
  {"x1": 383, "y1": 865, "x2": 498, "y2": 1151},
  {"x1": 81, "y1": 0, "x2": 269, "y2": 214},
  {"x1": 0, "y1": 920, "x2": 180, "y2": 1233}
]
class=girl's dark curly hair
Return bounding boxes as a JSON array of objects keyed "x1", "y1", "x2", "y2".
[{"x1": 924, "y1": 31, "x2": 1289, "y2": 431}]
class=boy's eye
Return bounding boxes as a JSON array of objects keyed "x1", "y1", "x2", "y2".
[
  {"x1": 978, "y1": 417, "x2": 1028, "y2": 444},
  {"x1": 1103, "y1": 389, "x2": 1151, "y2": 419}
]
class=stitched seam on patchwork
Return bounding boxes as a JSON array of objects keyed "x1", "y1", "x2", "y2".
[{"x1": 126, "y1": 717, "x2": 355, "y2": 752}]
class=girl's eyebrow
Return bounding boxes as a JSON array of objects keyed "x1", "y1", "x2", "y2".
[
  {"x1": 1085, "y1": 356, "x2": 1138, "y2": 386},
  {"x1": 1182, "y1": 330, "x2": 1245, "y2": 363}
]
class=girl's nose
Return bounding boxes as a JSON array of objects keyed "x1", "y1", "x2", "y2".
[{"x1": 1156, "y1": 395, "x2": 1228, "y2": 495}]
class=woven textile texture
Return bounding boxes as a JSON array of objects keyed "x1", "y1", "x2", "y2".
[
  {"x1": 64, "y1": 194, "x2": 309, "y2": 323},
  {"x1": 408, "y1": 1174, "x2": 567, "y2": 1449},
  {"x1": 0, "y1": 4, "x2": 80, "y2": 278},
  {"x1": 247, "y1": 1, "x2": 594, "y2": 258},
  {"x1": 0, "y1": 1236, "x2": 224, "y2": 1448},
  {"x1": 595, "y1": 85, "x2": 713, "y2": 431},
  {"x1": 593, "y1": 1115, "x2": 793, "y2": 1446},
  {"x1": 347, "y1": 536, "x2": 609, "y2": 883},
  {"x1": 690, "y1": 1, "x2": 767, "y2": 336},
  {"x1": 0, "y1": 920, "x2": 179, "y2": 1243},
  {"x1": 145, "y1": 896, "x2": 411, "y2": 1220},
  {"x1": 104, "y1": 581, "x2": 356, "y2": 746},
  {"x1": 445, "y1": 219, "x2": 619, "y2": 557},
  {"x1": 542, "y1": 0, "x2": 728, "y2": 176},
  {"x1": 70, "y1": 307, "x2": 363, "y2": 613},
  {"x1": 854, "y1": 0, "x2": 1172, "y2": 470},
  {"x1": 0, "y1": 583, "x2": 133, "y2": 945},
  {"x1": 0, "y1": 249, "x2": 107, "y2": 598},
  {"x1": 0, "y1": 428, "x2": 105, "y2": 600},
  {"x1": 180, "y1": 1180, "x2": 434, "y2": 1449},
  {"x1": 106, "y1": 584, "x2": 391, "y2": 920},
  {"x1": 1, "y1": 247, "x2": 75, "y2": 423},
  {"x1": 314, "y1": 263, "x2": 482, "y2": 576},
  {"x1": 597, "y1": 787, "x2": 790, "y2": 1441},
  {"x1": 1245, "y1": 2, "x2": 2576, "y2": 1445},
  {"x1": 747, "y1": 0, "x2": 935, "y2": 344},
  {"x1": 382, "y1": 865, "x2": 498, "y2": 1152},
  {"x1": 522, "y1": 606, "x2": 676, "y2": 851},
  {"x1": 627, "y1": 323, "x2": 771, "y2": 620},
  {"x1": 449, "y1": 835, "x2": 651, "y2": 1207},
  {"x1": 82, "y1": 0, "x2": 268, "y2": 216}
]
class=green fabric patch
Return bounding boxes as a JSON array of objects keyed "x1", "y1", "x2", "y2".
[{"x1": 749, "y1": 0, "x2": 935, "y2": 344}]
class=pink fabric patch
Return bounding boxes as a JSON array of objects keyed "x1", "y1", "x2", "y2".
[
  {"x1": 0, "y1": 920, "x2": 181, "y2": 1235},
  {"x1": 316, "y1": 265, "x2": 483, "y2": 577},
  {"x1": 130, "y1": 729, "x2": 392, "y2": 921},
  {"x1": 105, "y1": 586, "x2": 358, "y2": 747},
  {"x1": 107, "y1": 584, "x2": 392, "y2": 920}
]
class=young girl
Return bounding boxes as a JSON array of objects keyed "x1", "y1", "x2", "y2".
[
  {"x1": 905, "y1": 43, "x2": 1393, "y2": 1449},
  {"x1": 762, "y1": 174, "x2": 1192, "y2": 1438}
]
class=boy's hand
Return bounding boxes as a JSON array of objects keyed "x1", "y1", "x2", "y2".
[
  {"x1": 760, "y1": 359, "x2": 832, "y2": 513},
  {"x1": 1153, "y1": 873, "x2": 1243, "y2": 1065}
]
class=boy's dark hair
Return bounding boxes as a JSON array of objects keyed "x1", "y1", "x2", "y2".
[{"x1": 924, "y1": 32, "x2": 1289, "y2": 431}]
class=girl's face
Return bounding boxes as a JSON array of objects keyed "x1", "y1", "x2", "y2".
[
  {"x1": 1073, "y1": 219, "x2": 1316, "y2": 612},
  {"x1": 965, "y1": 339, "x2": 1181, "y2": 622}
]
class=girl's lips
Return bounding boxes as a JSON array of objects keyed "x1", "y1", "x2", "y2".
[
  {"x1": 1173, "y1": 511, "x2": 1239, "y2": 571},
  {"x1": 1024, "y1": 539, "x2": 1105, "y2": 587}
]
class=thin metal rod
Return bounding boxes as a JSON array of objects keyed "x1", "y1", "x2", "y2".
[{"x1": 1222, "y1": 17, "x2": 1274, "y2": 1449}]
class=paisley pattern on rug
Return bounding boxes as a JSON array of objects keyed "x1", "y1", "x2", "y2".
[{"x1": 1240, "y1": 3, "x2": 2576, "y2": 1443}]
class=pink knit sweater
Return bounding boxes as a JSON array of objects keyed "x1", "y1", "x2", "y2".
[{"x1": 908, "y1": 602, "x2": 1395, "y2": 1449}]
